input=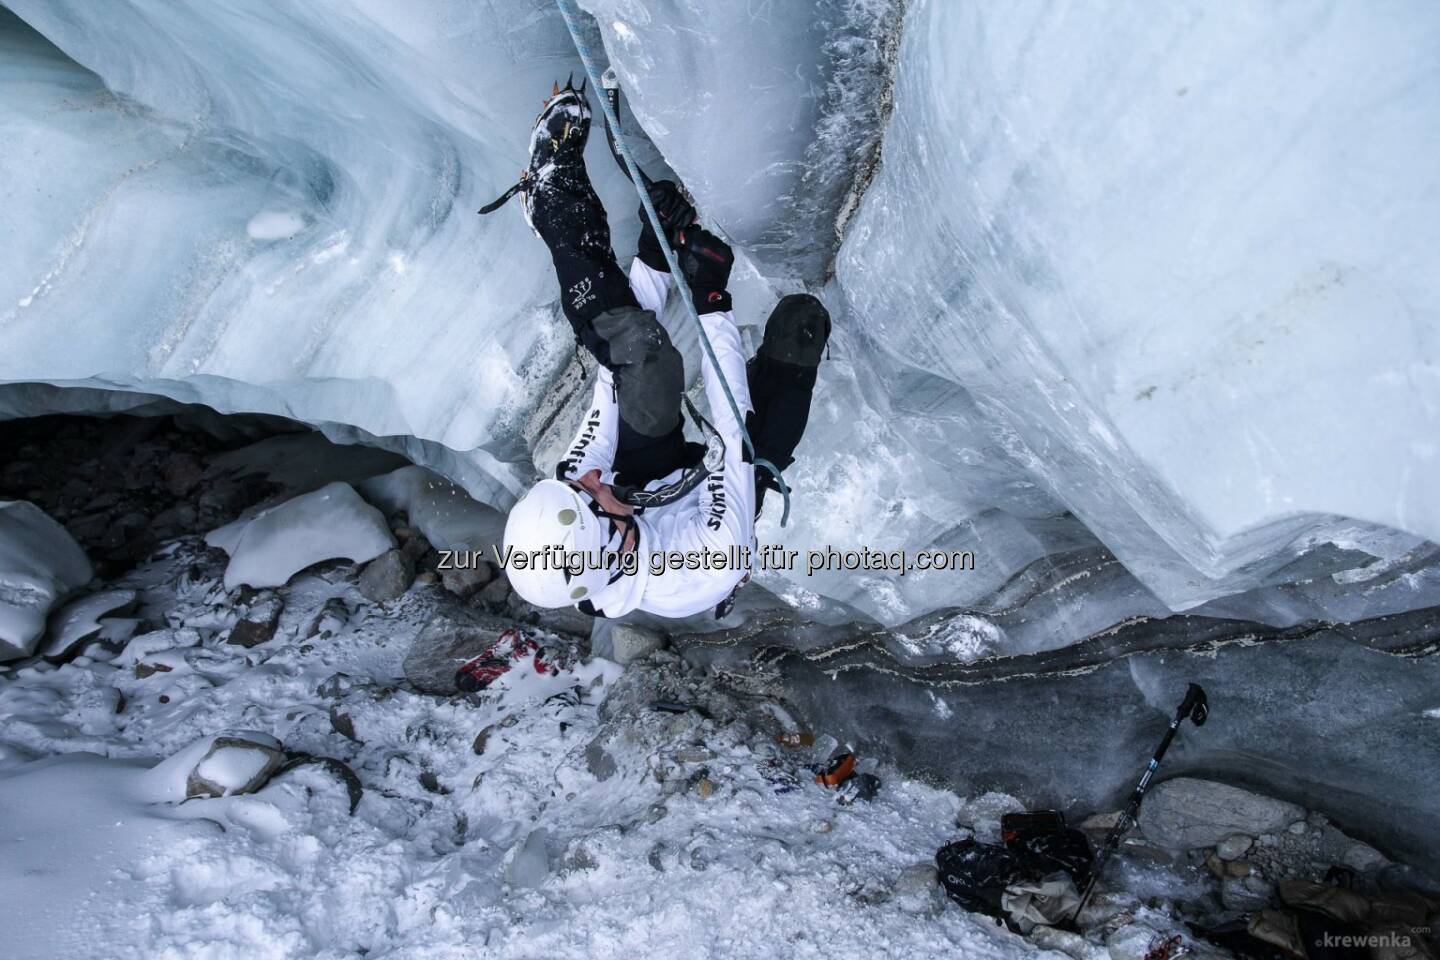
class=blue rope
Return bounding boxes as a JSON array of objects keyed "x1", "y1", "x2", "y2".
[{"x1": 553, "y1": 0, "x2": 792, "y2": 527}]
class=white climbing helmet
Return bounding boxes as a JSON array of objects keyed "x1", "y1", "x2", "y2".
[{"x1": 502, "y1": 479, "x2": 615, "y2": 608}]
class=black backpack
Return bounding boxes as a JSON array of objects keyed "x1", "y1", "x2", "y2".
[{"x1": 936, "y1": 811, "x2": 1094, "y2": 925}]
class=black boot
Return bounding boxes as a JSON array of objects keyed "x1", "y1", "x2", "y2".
[
  {"x1": 518, "y1": 78, "x2": 637, "y2": 332},
  {"x1": 748, "y1": 294, "x2": 831, "y2": 515}
]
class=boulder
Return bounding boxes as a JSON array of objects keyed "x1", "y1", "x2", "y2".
[
  {"x1": 478, "y1": 575, "x2": 510, "y2": 607},
  {"x1": 162, "y1": 452, "x2": 204, "y2": 496},
  {"x1": 1341, "y1": 840, "x2": 1388, "y2": 872},
  {"x1": 227, "y1": 591, "x2": 283, "y2": 647},
  {"x1": 359, "y1": 549, "x2": 414, "y2": 602},
  {"x1": 1216, "y1": 833, "x2": 1254, "y2": 861},
  {"x1": 1221, "y1": 874, "x2": 1276, "y2": 912},
  {"x1": 184, "y1": 735, "x2": 286, "y2": 799},
  {"x1": 610, "y1": 623, "x2": 666, "y2": 666},
  {"x1": 1106, "y1": 923, "x2": 1163, "y2": 960},
  {"x1": 399, "y1": 532, "x2": 432, "y2": 564},
  {"x1": 0, "y1": 500, "x2": 93, "y2": 661},
  {"x1": 1139, "y1": 779, "x2": 1305, "y2": 850},
  {"x1": 205, "y1": 481, "x2": 395, "y2": 590},
  {"x1": 40, "y1": 588, "x2": 138, "y2": 658},
  {"x1": 439, "y1": 557, "x2": 494, "y2": 598}
]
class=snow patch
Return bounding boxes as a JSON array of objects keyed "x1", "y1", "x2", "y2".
[
  {"x1": 0, "y1": 501, "x2": 92, "y2": 660},
  {"x1": 205, "y1": 482, "x2": 395, "y2": 590}
]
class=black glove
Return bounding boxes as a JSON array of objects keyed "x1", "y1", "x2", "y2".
[
  {"x1": 636, "y1": 180, "x2": 695, "y2": 273},
  {"x1": 678, "y1": 227, "x2": 733, "y2": 314}
]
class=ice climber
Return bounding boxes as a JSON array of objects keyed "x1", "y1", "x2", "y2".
[{"x1": 494, "y1": 79, "x2": 830, "y2": 619}]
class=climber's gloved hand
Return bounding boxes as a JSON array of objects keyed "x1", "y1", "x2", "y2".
[
  {"x1": 679, "y1": 227, "x2": 733, "y2": 314},
  {"x1": 636, "y1": 180, "x2": 696, "y2": 272}
]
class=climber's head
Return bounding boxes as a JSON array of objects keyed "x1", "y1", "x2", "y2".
[{"x1": 502, "y1": 475, "x2": 635, "y2": 608}]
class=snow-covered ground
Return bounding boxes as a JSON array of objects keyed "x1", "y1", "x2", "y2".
[{"x1": 0, "y1": 533, "x2": 1057, "y2": 960}]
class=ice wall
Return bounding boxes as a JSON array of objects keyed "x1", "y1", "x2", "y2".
[
  {"x1": 834, "y1": 0, "x2": 1440, "y2": 608},
  {"x1": 0, "y1": 1, "x2": 620, "y2": 507}
]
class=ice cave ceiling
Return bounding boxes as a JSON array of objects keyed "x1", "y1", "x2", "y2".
[{"x1": 2, "y1": 0, "x2": 1439, "y2": 632}]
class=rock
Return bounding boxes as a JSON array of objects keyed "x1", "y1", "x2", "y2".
[
  {"x1": 892, "y1": 862, "x2": 945, "y2": 916},
  {"x1": 1341, "y1": 840, "x2": 1388, "y2": 872},
  {"x1": 439, "y1": 558, "x2": 494, "y2": 598},
  {"x1": 1287, "y1": 819, "x2": 1307, "y2": 835},
  {"x1": 162, "y1": 452, "x2": 204, "y2": 496},
  {"x1": 316, "y1": 671, "x2": 356, "y2": 699},
  {"x1": 1106, "y1": 923, "x2": 1162, "y2": 960},
  {"x1": 472, "y1": 726, "x2": 493, "y2": 755},
  {"x1": 228, "y1": 591, "x2": 284, "y2": 648},
  {"x1": 399, "y1": 533, "x2": 432, "y2": 564},
  {"x1": 1225, "y1": 860, "x2": 1253, "y2": 878},
  {"x1": 185, "y1": 735, "x2": 286, "y2": 799},
  {"x1": 329, "y1": 707, "x2": 359, "y2": 742},
  {"x1": 305, "y1": 598, "x2": 349, "y2": 639},
  {"x1": 1081, "y1": 811, "x2": 1125, "y2": 832},
  {"x1": 505, "y1": 828, "x2": 551, "y2": 889},
  {"x1": 269, "y1": 754, "x2": 364, "y2": 815},
  {"x1": 1139, "y1": 779, "x2": 1305, "y2": 850},
  {"x1": 419, "y1": 771, "x2": 450, "y2": 795},
  {"x1": 585, "y1": 737, "x2": 617, "y2": 781},
  {"x1": 206, "y1": 481, "x2": 394, "y2": 588},
  {"x1": 58, "y1": 477, "x2": 90, "y2": 502},
  {"x1": 1035, "y1": 924, "x2": 1108, "y2": 960},
  {"x1": 151, "y1": 503, "x2": 198, "y2": 537},
  {"x1": 611, "y1": 623, "x2": 666, "y2": 666},
  {"x1": 687, "y1": 834, "x2": 718, "y2": 871},
  {"x1": 135, "y1": 660, "x2": 174, "y2": 679},
  {"x1": 1216, "y1": 833, "x2": 1254, "y2": 860},
  {"x1": 1222, "y1": 875, "x2": 1276, "y2": 912},
  {"x1": 359, "y1": 549, "x2": 415, "y2": 602},
  {"x1": 415, "y1": 570, "x2": 438, "y2": 585},
  {"x1": 99, "y1": 511, "x2": 148, "y2": 551},
  {"x1": 0, "y1": 501, "x2": 93, "y2": 661},
  {"x1": 694, "y1": 777, "x2": 716, "y2": 799},
  {"x1": 478, "y1": 575, "x2": 511, "y2": 607}
]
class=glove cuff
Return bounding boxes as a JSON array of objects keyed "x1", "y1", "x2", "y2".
[
  {"x1": 691, "y1": 287, "x2": 732, "y2": 314},
  {"x1": 636, "y1": 226, "x2": 671, "y2": 273}
]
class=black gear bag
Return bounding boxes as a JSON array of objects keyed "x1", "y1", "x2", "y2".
[{"x1": 936, "y1": 810, "x2": 1094, "y2": 927}]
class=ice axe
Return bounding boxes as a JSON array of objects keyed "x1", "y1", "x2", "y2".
[
  {"x1": 1071, "y1": 683, "x2": 1209, "y2": 923},
  {"x1": 600, "y1": 67, "x2": 653, "y2": 188}
]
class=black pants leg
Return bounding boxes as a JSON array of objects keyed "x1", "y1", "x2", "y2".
[{"x1": 534, "y1": 173, "x2": 686, "y2": 473}]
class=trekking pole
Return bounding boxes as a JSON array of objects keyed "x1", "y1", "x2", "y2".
[{"x1": 1072, "y1": 683, "x2": 1209, "y2": 922}]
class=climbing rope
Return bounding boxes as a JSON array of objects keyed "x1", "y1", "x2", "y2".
[{"x1": 553, "y1": 0, "x2": 793, "y2": 526}]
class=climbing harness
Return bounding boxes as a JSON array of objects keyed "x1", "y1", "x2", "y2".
[{"x1": 550, "y1": 0, "x2": 793, "y2": 525}]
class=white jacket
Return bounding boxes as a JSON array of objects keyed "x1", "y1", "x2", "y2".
[{"x1": 556, "y1": 259, "x2": 755, "y2": 619}]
